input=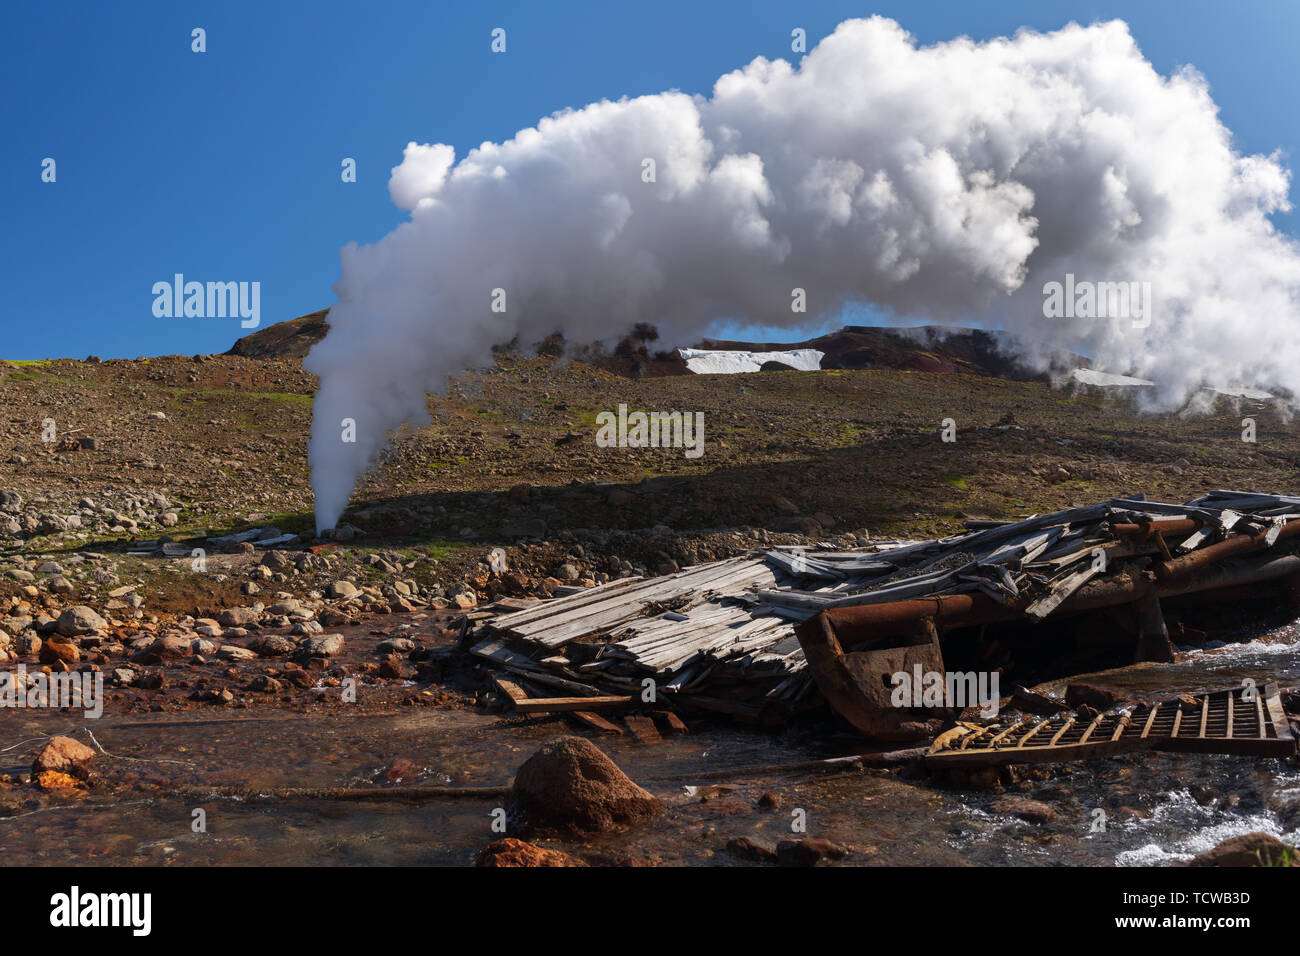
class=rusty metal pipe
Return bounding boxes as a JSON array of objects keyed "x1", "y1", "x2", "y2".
[
  {"x1": 818, "y1": 552, "x2": 1300, "y2": 646},
  {"x1": 1111, "y1": 518, "x2": 1202, "y2": 536},
  {"x1": 1155, "y1": 518, "x2": 1300, "y2": 579}
]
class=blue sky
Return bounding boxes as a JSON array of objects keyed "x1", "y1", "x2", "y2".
[{"x1": 3, "y1": 0, "x2": 1298, "y2": 359}]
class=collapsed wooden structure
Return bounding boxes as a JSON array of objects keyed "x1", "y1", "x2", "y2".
[
  {"x1": 927, "y1": 683, "x2": 1297, "y2": 767},
  {"x1": 466, "y1": 491, "x2": 1300, "y2": 749}
]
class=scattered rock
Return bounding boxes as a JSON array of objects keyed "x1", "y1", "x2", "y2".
[
  {"x1": 476, "y1": 838, "x2": 585, "y2": 867},
  {"x1": 1187, "y1": 832, "x2": 1293, "y2": 867},
  {"x1": 38, "y1": 638, "x2": 80, "y2": 666},
  {"x1": 1064, "y1": 683, "x2": 1132, "y2": 710},
  {"x1": 777, "y1": 838, "x2": 850, "y2": 867},
  {"x1": 255, "y1": 634, "x2": 296, "y2": 657},
  {"x1": 726, "y1": 836, "x2": 778, "y2": 863},
  {"x1": 218, "y1": 606, "x2": 261, "y2": 627},
  {"x1": 56, "y1": 606, "x2": 106, "y2": 637},
  {"x1": 990, "y1": 796, "x2": 1059, "y2": 824},
  {"x1": 328, "y1": 581, "x2": 358, "y2": 599},
  {"x1": 301, "y1": 633, "x2": 344, "y2": 658}
]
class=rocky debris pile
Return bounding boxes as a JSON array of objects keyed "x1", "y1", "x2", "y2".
[{"x1": 0, "y1": 488, "x2": 181, "y2": 541}]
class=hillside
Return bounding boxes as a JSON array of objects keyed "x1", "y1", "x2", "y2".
[{"x1": 228, "y1": 311, "x2": 1083, "y2": 381}]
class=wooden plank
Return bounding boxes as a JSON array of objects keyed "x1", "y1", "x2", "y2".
[
  {"x1": 984, "y1": 719, "x2": 1027, "y2": 748},
  {"x1": 511, "y1": 559, "x2": 774, "y2": 646},
  {"x1": 624, "y1": 714, "x2": 663, "y2": 744},
  {"x1": 1139, "y1": 701, "x2": 1160, "y2": 739},
  {"x1": 498, "y1": 665, "x2": 603, "y2": 697},
  {"x1": 487, "y1": 576, "x2": 645, "y2": 629},
  {"x1": 1014, "y1": 720, "x2": 1048, "y2": 749},
  {"x1": 1025, "y1": 565, "x2": 1100, "y2": 621},
  {"x1": 1077, "y1": 711, "x2": 1106, "y2": 745},
  {"x1": 493, "y1": 677, "x2": 527, "y2": 704},
  {"x1": 660, "y1": 711, "x2": 690, "y2": 735},
  {"x1": 514, "y1": 695, "x2": 636, "y2": 715},
  {"x1": 1109, "y1": 712, "x2": 1132, "y2": 742},
  {"x1": 570, "y1": 711, "x2": 624, "y2": 735},
  {"x1": 1264, "y1": 684, "x2": 1290, "y2": 741},
  {"x1": 1048, "y1": 717, "x2": 1076, "y2": 746},
  {"x1": 927, "y1": 686, "x2": 1297, "y2": 767}
]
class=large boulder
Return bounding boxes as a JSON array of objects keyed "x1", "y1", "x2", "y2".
[
  {"x1": 1188, "y1": 832, "x2": 1293, "y2": 867},
  {"x1": 509, "y1": 736, "x2": 663, "y2": 834}
]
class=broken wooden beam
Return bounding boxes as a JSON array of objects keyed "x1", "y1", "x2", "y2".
[
  {"x1": 624, "y1": 714, "x2": 663, "y2": 744},
  {"x1": 570, "y1": 711, "x2": 624, "y2": 735},
  {"x1": 513, "y1": 694, "x2": 636, "y2": 715}
]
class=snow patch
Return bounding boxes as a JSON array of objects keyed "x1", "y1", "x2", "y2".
[
  {"x1": 1070, "y1": 368, "x2": 1155, "y2": 388},
  {"x1": 1071, "y1": 367, "x2": 1271, "y2": 399},
  {"x1": 678, "y1": 348, "x2": 825, "y2": 374}
]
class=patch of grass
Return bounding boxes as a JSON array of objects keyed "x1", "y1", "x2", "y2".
[{"x1": 1, "y1": 359, "x2": 53, "y2": 383}]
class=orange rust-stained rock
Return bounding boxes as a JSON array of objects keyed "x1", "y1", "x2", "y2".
[
  {"x1": 36, "y1": 770, "x2": 84, "y2": 792},
  {"x1": 509, "y1": 735, "x2": 663, "y2": 834},
  {"x1": 475, "y1": 838, "x2": 585, "y2": 867},
  {"x1": 39, "y1": 638, "x2": 80, "y2": 666}
]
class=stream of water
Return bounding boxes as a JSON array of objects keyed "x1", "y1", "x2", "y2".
[{"x1": 2, "y1": 620, "x2": 1296, "y2": 866}]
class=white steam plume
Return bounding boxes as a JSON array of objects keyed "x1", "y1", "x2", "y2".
[{"x1": 305, "y1": 16, "x2": 1300, "y2": 532}]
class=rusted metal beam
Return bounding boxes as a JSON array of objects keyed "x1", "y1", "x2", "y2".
[
  {"x1": 1133, "y1": 587, "x2": 1175, "y2": 663},
  {"x1": 796, "y1": 615, "x2": 952, "y2": 741},
  {"x1": 1111, "y1": 517, "x2": 1202, "y2": 537},
  {"x1": 799, "y1": 528, "x2": 1300, "y2": 740},
  {"x1": 817, "y1": 551, "x2": 1300, "y2": 647},
  {"x1": 1154, "y1": 518, "x2": 1300, "y2": 579}
]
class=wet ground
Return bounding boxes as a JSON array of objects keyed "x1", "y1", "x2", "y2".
[{"x1": 2, "y1": 616, "x2": 1297, "y2": 866}]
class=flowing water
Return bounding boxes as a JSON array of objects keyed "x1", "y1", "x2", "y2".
[{"x1": 2, "y1": 618, "x2": 1297, "y2": 866}]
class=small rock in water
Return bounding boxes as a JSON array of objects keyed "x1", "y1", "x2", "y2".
[
  {"x1": 1188, "y1": 832, "x2": 1292, "y2": 867},
  {"x1": 33, "y1": 736, "x2": 96, "y2": 779},
  {"x1": 301, "y1": 633, "x2": 344, "y2": 658},
  {"x1": 776, "y1": 838, "x2": 850, "y2": 867}
]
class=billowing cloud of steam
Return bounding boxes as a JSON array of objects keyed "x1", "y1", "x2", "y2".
[{"x1": 305, "y1": 16, "x2": 1300, "y2": 532}]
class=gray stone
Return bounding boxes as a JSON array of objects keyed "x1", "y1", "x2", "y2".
[{"x1": 56, "y1": 605, "x2": 107, "y2": 637}]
